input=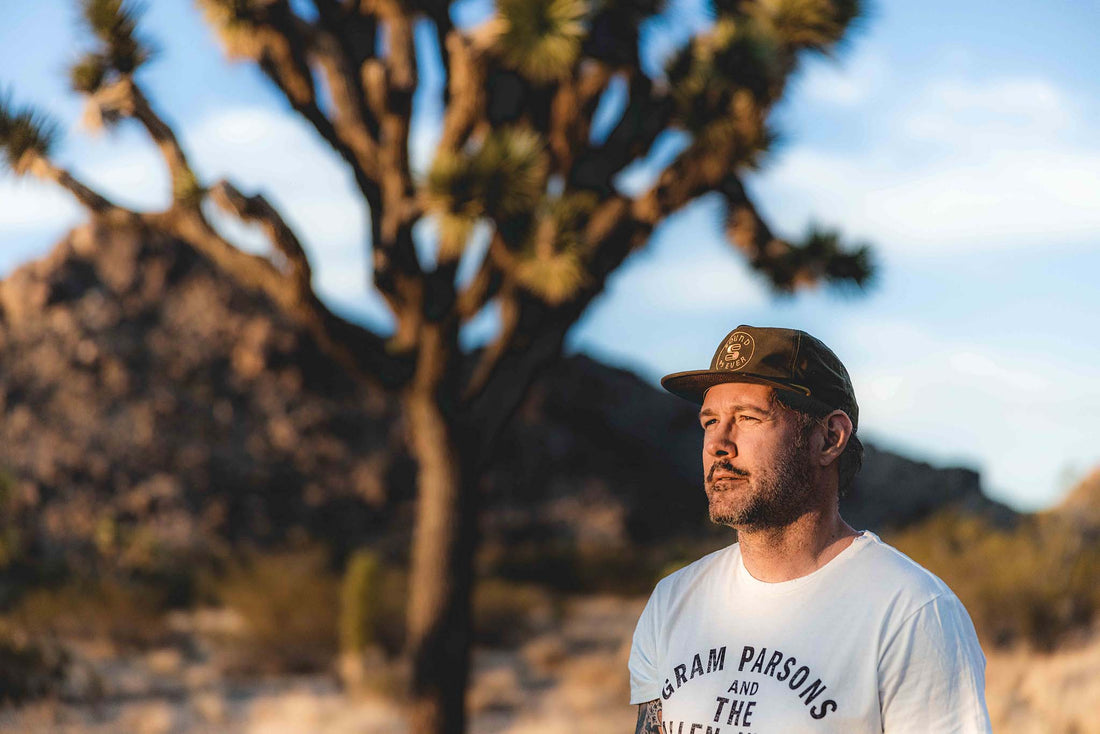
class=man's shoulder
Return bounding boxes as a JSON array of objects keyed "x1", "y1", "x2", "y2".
[{"x1": 849, "y1": 531, "x2": 956, "y2": 606}]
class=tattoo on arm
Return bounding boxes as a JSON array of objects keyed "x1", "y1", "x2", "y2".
[{"x1": 635, "y1": 699, "x2": 664, "y2": 734}]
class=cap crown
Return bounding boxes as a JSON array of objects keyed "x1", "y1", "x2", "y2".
[{"x1": 662, "y1": 324, "x2": 859, "y2": 429}]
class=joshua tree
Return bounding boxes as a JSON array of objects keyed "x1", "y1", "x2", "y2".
[{"x1": 1, "y1": 0, "x2": 872, "y2": 731}]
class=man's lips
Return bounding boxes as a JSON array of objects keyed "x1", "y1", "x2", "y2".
[{"x1": 707, "y1": 463, "x2": 750, "y2": 483}]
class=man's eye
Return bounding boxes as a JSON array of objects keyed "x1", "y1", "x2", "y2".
[
  {"x1": 737, "y1": 415, "x2": 760, "y2": 422},
  {"x1": 702, "y1": 418, "x2": 717, "y2": 428}
]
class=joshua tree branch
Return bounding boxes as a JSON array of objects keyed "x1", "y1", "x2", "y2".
[
  {"x1": 630, "y1": 142, "x2": 726, "y2": 227},
  {"x1": 569, "y1": 74, "x2": 672, "y2": 194},
  {"x1": 355, "y1": 4, "x2": 424, "y2": 340},
  {"x1": 432, "y1": 14, "x2": 454, "y2": 107},
  {"x1": 122, "y1": 80, "x2": 202, "y2": 207},
  {"x1": 437, "y1": 29, "x2": 488, "y2": 154},
  {"x1": 718, "y1": 174, "x2": 779, "y2": 260},
  {"x1": 28, "y1": 155, "x2": 120, "y2": 215},
  {"x1": 551, "y1": 62, "x2": 612, "y2": 178},
  {"x1": 150, "y1": 205, "x2": 408, "y2": 387},
  {"x1": 461, "y1": 288, "x2": 519, "y2": 402},
  {"x1": 310, "y1": 0, "x2": 378, "y2": 69},
  {"x1": 375, "y1": 2, "x2": 416, "y2": 94},
  {"x1": 456, "y1": 233, "x2": 516, "y2": 320},
  {"x1": 209, "y1": 180, "x2": 312, "y2": 289}
]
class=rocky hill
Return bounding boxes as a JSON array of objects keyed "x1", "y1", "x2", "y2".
[{"x1": 0, "y1": 223, "x2": 1014, "y2": 575}]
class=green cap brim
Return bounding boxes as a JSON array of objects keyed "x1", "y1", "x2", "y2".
[{"x1": 660, "y1": 369, "x2": 814, "y2": 406}]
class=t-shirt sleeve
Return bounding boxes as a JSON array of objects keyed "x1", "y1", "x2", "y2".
[
  {"x1": 629, "y1": 587, "x2": 662, "y2": 704},
  {"x1": 879, "y1": 592, "x2": 992, "y2": 734}
]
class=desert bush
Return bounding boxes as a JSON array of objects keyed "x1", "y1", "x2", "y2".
[
  {"x1": 473, "y1": 578, "x2": 558, "y2": 647},
  {"x1": 6, "y1": 574, "x2": 173, "y2": 649},
  {"x1": 337, "y1": 551, "x2": 561, "y2": 652},
  {"x1": 484, "y1": 540, "x2": 675, "y2": 595},
  {"x1": 207, "y1": 544, "x2": 339, "y2": 675},
  {"x1": 890, "y1": 510, "x2": 1100, "y2": 650}
]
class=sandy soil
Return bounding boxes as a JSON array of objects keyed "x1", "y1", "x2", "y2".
[{"x1": 1, "y1": 595, "x2": 1095, "y2": 733}]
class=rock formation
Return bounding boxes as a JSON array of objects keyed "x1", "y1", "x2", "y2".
[{"x1": 0, "y1": 225, "x2": 1014, "y2": 574}]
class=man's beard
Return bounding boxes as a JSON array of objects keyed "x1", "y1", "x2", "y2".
[{"x1": 705, "y1": 432, "x2": 815, "y2": 531}]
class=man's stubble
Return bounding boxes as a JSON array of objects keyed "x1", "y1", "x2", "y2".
[{"x1": 705, "y1": 429, "x2": 815, "y2": 531}]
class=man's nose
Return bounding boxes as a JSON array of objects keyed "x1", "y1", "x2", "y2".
[{"x1": 705, "y1": 426, "x2": 737, "y2": 458}]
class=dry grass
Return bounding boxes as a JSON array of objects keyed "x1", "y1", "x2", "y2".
[
  {"x1": 205, "y1": 545, "x2": 339, "y2": 675},
  {"x1": 889, "y1": 510, "x2": 1100, "y2": 650},
  {"x1": 5, "y1": 576, "x2": 174, "y2": 649}
]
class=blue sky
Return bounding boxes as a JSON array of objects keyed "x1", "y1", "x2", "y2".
[{"x1": 2, "y1": 0, "x2": 1098, "y2": 511}]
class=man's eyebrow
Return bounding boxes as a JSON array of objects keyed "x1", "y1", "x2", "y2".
[{"x1": 698, "y1": 403, "x2": 770, "y2": 420}]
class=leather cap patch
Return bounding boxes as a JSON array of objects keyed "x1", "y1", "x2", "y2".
[{"x1": 717, "y1": 331, "x2": 754, "y2": 371}]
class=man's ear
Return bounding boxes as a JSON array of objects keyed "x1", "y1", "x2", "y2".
[{"x1": 819, "y1": 410, "x2": 853, "y2": 466}]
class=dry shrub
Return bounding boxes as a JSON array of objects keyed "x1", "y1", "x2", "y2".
[
  {"x1": 6, "y1": 575, "x2": 173, "y2": 649},
  {"x1": 207, "y1": 544, "x2": 339, "y2": 675},
  {"x1": 473, "y1": 578, "x2": 558, "y2": 647},
  {"x1": 484, "y1": 540, "x2": 671, "y2": 595},
  {"x1": 890, "y1": 510, "x2": 1100, "y2": 650}
]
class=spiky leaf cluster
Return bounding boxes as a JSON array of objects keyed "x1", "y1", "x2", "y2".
[
  {"x1": 75, "y1": 0, "x2": 153, "y2": 88},
  {"x1": 513, "y1": 192, "x2": 598, "y2": 303},
  {"x1": 668, "y1": 17, "x2": 785, "y2": 129},
  {"x1": 751, "y1": 0, "x2": 862, "y2": 52},
  {"x1": 514, "y1": 248, "x2": 587, "y2": 304},
  {"x1": 749, "y1": 224, "x2": 874, "y2": 292},
  {"x1": 496, "y1": 0, "x2": 587, "y2": 83},
  {"x1": 802, "y1": 225, "x2": 874, "y2": 288},
  {"x1": 70, "y1": 54, "x2": 110, "y2": 94},
  {"x1": 197, "y1": 0, "x2": 267, "y2": 60},
  {"x1": 0, "y1": 93, "x2": 58, "y2": 175},
  {"x1": 425, "y1": 128, "x2": 547, "y2": 256}
]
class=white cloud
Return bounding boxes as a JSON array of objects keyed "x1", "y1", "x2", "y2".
[
  {"x1": 842, "y1": 318, "x2": 1099, "y2": 510},
  {"x1": 0, "y1": 177, "x2": 82, "y2": 232},
  {"x1": 751, "y1": 74, "x2": 1100, "y2": 255},
  {"x1": 797, "y1": 49, "x2": 886, "y2": 107},
  {"x1": 947, "y1": 351, "x2": 1048, "y2": 392},
  {"x1": 905, "y1": 77, "x2": 1074, "y2": 140}
]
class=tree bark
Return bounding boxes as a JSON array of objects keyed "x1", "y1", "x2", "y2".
[{"x1": 404, "y1": 379, "x2": 476, "y2": 734}]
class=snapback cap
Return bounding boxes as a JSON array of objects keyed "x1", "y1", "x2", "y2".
[{"x1": 660, "y1": 325, "x2": 858, "y2": 429}]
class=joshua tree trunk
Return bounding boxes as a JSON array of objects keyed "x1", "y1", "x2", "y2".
[{"x1": 403, "y1": 330, "x2": 477, "y2": 734}]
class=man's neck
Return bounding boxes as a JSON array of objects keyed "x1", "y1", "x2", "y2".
[{"x1": 736, "y1": 510, "x2": 859, "y2": 584}]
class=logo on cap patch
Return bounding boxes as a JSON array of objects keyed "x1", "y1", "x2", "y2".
[{"x1": 717, "y1": 331, "x2": 754, "y2": 371}]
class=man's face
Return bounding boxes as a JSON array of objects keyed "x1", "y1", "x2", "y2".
[{"x1": 699, "y1": 382, "x2": 816, "y2": 531}]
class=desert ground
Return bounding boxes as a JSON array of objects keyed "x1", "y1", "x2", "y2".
[{"x1": 2, "y1": 595, "x2": 1097, "y2": 734}]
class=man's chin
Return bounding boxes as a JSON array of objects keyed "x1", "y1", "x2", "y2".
[
  {"x1": 708, "y1": 501, "x2": 745, "y2": 527},
  {"x1": 709, "y1": 512, "x2": 739, "y2": 527}
]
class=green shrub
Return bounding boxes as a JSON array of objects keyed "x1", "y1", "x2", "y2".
[{"x1": 340, "y1": 550, "x2": 382, "y2": 656}]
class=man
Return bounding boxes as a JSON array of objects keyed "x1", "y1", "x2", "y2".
[{"x1": 629, "y1": 325, "x2": 991, "y2": 734}]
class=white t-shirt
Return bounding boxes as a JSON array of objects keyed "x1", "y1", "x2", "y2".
[{"x1": 629, "y1": 532, "x2": 991, "y2": 733}]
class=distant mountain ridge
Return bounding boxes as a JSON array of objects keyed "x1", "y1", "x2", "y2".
[{"x1": 0, "y1": 224, "x2": 1015, "y2": 569}]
